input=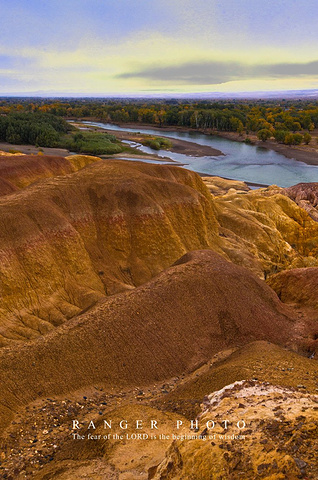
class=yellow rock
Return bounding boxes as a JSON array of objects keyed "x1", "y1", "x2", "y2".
[{"x1": 214, "y1": 186, "x2": 318, "y2": 277}]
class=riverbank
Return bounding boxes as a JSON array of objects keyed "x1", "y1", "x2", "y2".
[
  {"x1": 83, "y1": 119, "x2": 318, "y2": 167},
  {"x1": 103, "y1": 152, "x2": 177, "y2": 163},
  {"x1": 0, "y1": 141, "x2": 70, "y2": 157},
  {"x1": 73, "y1": 121, "x2": 223, "y2": 158},
  {"x1": 212, "y1": 130, "x2": 318, "y2": 166}
]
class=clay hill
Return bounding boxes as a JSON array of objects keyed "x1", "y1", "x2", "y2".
[
  {"x1": 1, "y1": 342, "x2": 317, "y2": 479},
  {"x1": 0, "y1": 160, "x2": 221, "y2": 345},
  {"x1": 211, "y1": 183, "x2": 318, "y2": 277},
  {"x1": 268, "y1": 267, "x2": 318, "y2": 310},
  {"x1": 0, "y1": 155, "x2": 317, "y2": 479},
  {"x1": 0, "y1": 250, "x2": 299, "y2": 431},
  {"x1": 153, "y1": 341, "x2": 318, "y2": 419},
  {"x1": 0, "y1": 152, "x2": 102, "y2": 196},
  {"x1": 267, "y1": 268, "x2": 318, "y2": 354},
  {"x1": 1, "y1": 158, "x2": 318, "y2": 346}
]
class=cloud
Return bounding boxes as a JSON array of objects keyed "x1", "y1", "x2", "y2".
[
  {"x1": 266, "y1": 61, "x2": 318, "y2": 76},
  {"x1": 118, "y1": 61, "x2": 245, "y2": 85},
  {"x1": 116, "y1": 60, "x2": 318, "y2": 85}
]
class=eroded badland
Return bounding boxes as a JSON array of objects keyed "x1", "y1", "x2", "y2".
[{"x1": 0, "y1": 152, "x2": 317, "y2": 479}]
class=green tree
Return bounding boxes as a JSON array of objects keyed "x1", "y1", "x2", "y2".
[
  {"x1": 293, "y1": 133, "x2": 303, "y2": 145},
  {"x1": 35, "y1": 125, "x2": 59, "y2": 147},
  {"x1": 291, "y1": 121, "x2": 301, "y2": 132},
  {"x1": 273, "y1": 129, "x2": 288, "y2": 143},
  {"x1": 257, "y1": 129, "x2": 272, "y2": 142},
  {"x1": 6, "y1": 124, "x2": 22, "y2": 144},
  {"x1": 284, "y1": 133, "x2": 303, "y2": 145},
  {"x1": 284, "y1": 133, "x2": 294, "y2": 145}
]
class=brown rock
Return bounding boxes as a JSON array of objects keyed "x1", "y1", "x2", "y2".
[{"x1": 285, "y1": 182, "x2": 318, "y2": 222}]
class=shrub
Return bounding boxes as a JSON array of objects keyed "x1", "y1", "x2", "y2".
[
  {"x1": 284, "y1": 133, "x2": 303, "y2": 145},
  {"x1": 61, "y1": 131, "x2": 124, "y2": 155},
  {"x1": 257, "y1": 129, "x2": 272, "y2": 142},
  {"x1": 142, "y1": 136, "x2": 172, "y2": 150},
  {"x1": 273, "y1": 129, "x2": 289, "y2": 143}
]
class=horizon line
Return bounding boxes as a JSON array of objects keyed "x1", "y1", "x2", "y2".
[{"x1": 0, "y1": 88, "x2": 318, "y2": 100}]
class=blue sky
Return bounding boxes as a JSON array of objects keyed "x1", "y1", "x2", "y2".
[{"x1": 1, "y1": 0, "x2": 318, "y2": 94}]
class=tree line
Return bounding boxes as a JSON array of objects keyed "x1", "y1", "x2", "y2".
[
  {"x1": 1, "y1": 98, "x2": 318, "y2": 148},
  {"x1": 0, "y1": 112, "x2": 124, "y2": 154},
  {"x1": 0, "y1": 112, "x2": 70, "y2": 147}
]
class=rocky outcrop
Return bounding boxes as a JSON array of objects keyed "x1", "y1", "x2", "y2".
[
  {"x1": 0, "y1": 156, "x2": 318, "y2": 479},
  {"x1": 267, "y1": 267, "x2": 318, "y2": 310},
  {"x1": 267, "y1": 268, "x2": 318, "y2": 354},
  {"x1": 285, "y1": 182, "x2": 318, "y2": 222},
  {"x1": 0, "y1": 403, "x2": 189, "y2": 480},
  {"x1": 1, "y1": 341, "x2": 317, "y2": 479},
  {"x1": 2, "y1": 160, "x2": 318, "y2": 344},
  {"x1": 202, "y1": 175, "x2": 250, "y2": 196},
  {"x1": 153, "y1": 381, "x2": 318, "y2": 480},
  {"x1": 214, "y1": 185, "x2": 318, "y2": 277},
  {"x1": 1, "y1": 157, "x2": 318, "y2": 343},
  {"x1": 155, "y1": 340, "x2": 318, "y2": 419}
]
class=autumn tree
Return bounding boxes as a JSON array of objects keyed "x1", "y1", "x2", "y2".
[
  {"x1": 303, "y1": 133, "x2": 311, "y2": 145},
  {"x1": 257, "y1": 129, "x2": 272, "y2": 142}
]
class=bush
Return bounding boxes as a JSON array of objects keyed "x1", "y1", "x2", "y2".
[
  {"x1": 273, "y1": 129, "x2": 289, "y2": 143},
  {"x1": 8, "y1": 148, "x2": 22, "y2": 154},
  {"x1": 35, "y1": 125, "x2": 60, "y2": 147},
  {"x1": 61, "y1": 131, "x2": 124, "y2": 155},
  {"x1": 0, "y1": 111, "x2": 124, "y2": 155},
  {"x1": 293, "y1": 133, "x2": 303, "y2": 145},
  {"x1": 257, "y1": 129, "x2": 272, "y2": 142},
  {"x1": 284, "y1": 133, "x2": 303, "y2": 145},
  {"x1": 142, "y1": 136, "x2": 172, "y2": 150}
]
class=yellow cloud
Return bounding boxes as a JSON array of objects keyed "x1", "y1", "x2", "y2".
[{"x1": 1, "y1": 30, "x2": 318, "y2": 94}]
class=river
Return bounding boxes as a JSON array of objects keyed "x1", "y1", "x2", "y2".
[{"x1": 84, "y1": 121, "x2": 318, "y2": 187}]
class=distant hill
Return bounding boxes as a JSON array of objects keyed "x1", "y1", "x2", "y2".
[{"x1": 1, "y1": 88, "x2": 318, "y2": 99}]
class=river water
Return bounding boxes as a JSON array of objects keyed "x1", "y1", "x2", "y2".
[{"x1": 84, "y1": 121, "x2": 318, "y2": 187}]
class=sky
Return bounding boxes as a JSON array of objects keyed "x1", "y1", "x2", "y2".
[{"x1": 1, "y1": 0, "x2": 318, "y2": 95}]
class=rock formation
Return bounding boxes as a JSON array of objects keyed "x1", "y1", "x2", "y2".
[
  {"x1": 201, "y1": 175, "x2": 250, "y2": 196},
  {"x1": 153, "y1": 380, "x2": 318, "y2": 480},
  {"x1": 0, "y1": 153, "x2": 101, "y2": 196},
  {"x1": 285, "y1": 182, "x2": 318, "y2": 222},
  {"x1": 267, "y1": 267, "x2": 318, "y2": 310},
  {"x1": 0, "y1": 156, "x2": 317, "y2": 478},
  {"x1": 0, "y1": 161, "x2": 220, "y2": 344},
  {"x1": 267, "y1": 268, "x2": 318, "y2": 355},
  {"x1": 0, "y1": 250, "x2": 298, "y2": 431},
  {"x1": 154, "y1": 341, "x2": 318, "y2": 419},
  {"x1": 213, "y1": 185, "x2": 318, "y2": 276},
  {"x1": 1, "y1": 158, "x2": 318, "y2": 345},
  {"x1": 1, "y1": 341, "x2": 317, "y2": 479}
]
